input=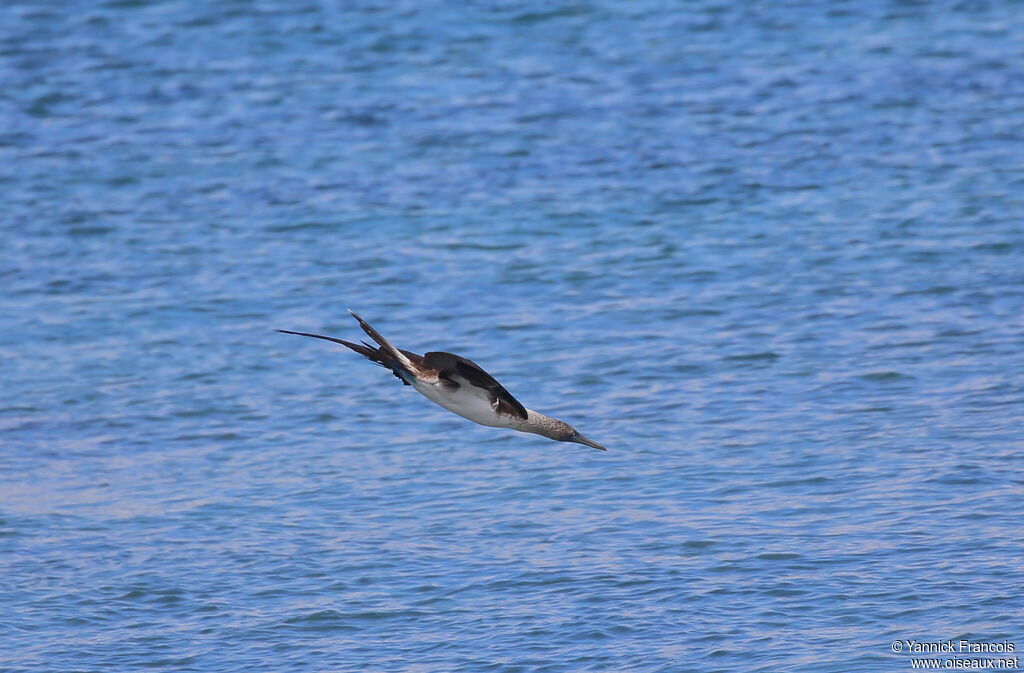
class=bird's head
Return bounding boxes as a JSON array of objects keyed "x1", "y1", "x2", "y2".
[
  {"x1": 561, "y1": 427, "x2": 607, "y2": 451},
  {"x1": 521, "y1": 410, "x2": 607, "y2": 451},
  {"x1": 536, "y1": 416, "x2": 607, "y2": 451}
]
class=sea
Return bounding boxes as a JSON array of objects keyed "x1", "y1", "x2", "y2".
[{"x1": 2, "y1": 1, "x2": 1023, "y2": 671}]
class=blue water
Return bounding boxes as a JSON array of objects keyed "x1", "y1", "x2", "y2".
[{"x1": 2, "y1": 1, "x2": 1023, "y2": 671}]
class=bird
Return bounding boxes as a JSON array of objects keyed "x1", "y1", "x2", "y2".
[{"x1": 277, "y1": 310, "x2": 607, "y2": 451}]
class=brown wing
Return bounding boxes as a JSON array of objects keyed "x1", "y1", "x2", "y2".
[
  {"x1": 422, "y1": 351, "x2": 529, "y2": 420},
  {"x1": 276, "y1": 329, "x2": 422, "y2": 386}
]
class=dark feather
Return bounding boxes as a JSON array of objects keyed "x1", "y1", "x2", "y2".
[
  {"x1": 437, "y1": 368, "x2": 461, "y2": 390},
  {"x1": 276, "y1": 329, "x2": 421, "y2": 385},
  {"x1": 422, "y1": 351, "x2": 529, "y2": 420},
  {"x1": 276, "y1": 329, "x2": 378, "y2": 359}
]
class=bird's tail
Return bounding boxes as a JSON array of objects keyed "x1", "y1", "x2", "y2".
[
  {"x1": 277, "y1": 312, "x2": 420, "y2": 385},
  {"x1": 347, "y1": 310, "x2": 419, "y2": 375},
  {"x1": 275, "y1": 329, "x2": 385, "y2": 364},
  {"x1": 275, "y1": 327, "x2": 418, "y2": 386}
]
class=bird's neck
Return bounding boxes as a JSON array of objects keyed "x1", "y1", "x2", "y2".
[{"x1": 512, "y1": 409, "x2": 564, "y2": 439}]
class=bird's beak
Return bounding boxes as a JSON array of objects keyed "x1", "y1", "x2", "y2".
[{"x1": 570, "y1": 433, "x2": 607, "y2": 451}]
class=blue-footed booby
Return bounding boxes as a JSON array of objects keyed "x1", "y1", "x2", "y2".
[{"x1": 277, "y1": 310, "x2": 607, "y2": 451}]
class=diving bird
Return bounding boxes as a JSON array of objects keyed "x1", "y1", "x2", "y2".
[{"x1": 277, "y1": 310, "x2": 607, "y2": 451}]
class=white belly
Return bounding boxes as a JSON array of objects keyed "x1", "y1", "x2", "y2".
[{"x1": 411, "y1": 379, "x2": 507, "y2": 428}]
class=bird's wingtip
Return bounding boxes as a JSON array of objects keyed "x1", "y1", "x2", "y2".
[{"x1": 347, "y1": 309, "x2": 376, "y2": 331}]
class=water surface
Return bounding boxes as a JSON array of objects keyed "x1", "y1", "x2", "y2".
[{"x1": 2, "y1": 1, "x2": 1023, "y2": 671}]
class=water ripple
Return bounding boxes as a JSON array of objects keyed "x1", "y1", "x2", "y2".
[{"x1": 2, "y1": 1, "x2": 1023, "y2": 672}]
